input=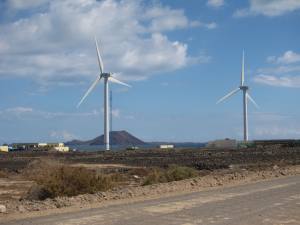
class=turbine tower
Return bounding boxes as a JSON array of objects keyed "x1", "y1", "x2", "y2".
[
  {"x1": 217, "y1": 51, "x2": 258, "y2": 142},
  {"x1": 110, "y1": 90, "x2": 113, "y2": 132},
  {"x1": 77, "y1": 37, "x2": 131, "y2": 150}
]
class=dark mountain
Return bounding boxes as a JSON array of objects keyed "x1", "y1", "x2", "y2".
[{"x1": 66, "y1": 130, "x2": 145, "y2": 146}]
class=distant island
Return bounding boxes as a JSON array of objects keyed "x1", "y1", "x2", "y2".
[
  {"x1": 66, "y1": 130, "x2": 145, "y2": 146},
  {"x1": 65, "y1": 130, "x2": 206, "y2": 148}
]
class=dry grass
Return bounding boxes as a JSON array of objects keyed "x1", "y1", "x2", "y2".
[
  {"x1": 21, "y1": 160, "x2": 199, "y2": 199},
  {"x1": 143, "y1": 165, "x2": 198, "y2": 185},
  {"x1": 0, "y1": 170, "x2": 8, "y2": 178},
  {"x1": 24, "y1": 159, "x2": 117, "y2": 199}
]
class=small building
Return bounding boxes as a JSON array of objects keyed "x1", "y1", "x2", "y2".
[
  {"x1": 0, "y1": 146, "x2": 9, "y2": 152},
  {"x1": 45, "y1": 143, "x2": 65, "y2": 148},
  {"x1": 206, "y1": 139, "x2": 237, "y2": 149},
  {"x1": 11, "y1": 142, "x2": 69, "y2": 152},
  {"x1": 159, "y1": 144, "x2": 174, "y2": 149},
  {"x1": 38, "y1": 143, "x2": 48, "y2": 147},
  {"x1": 53, "y1": 146, "x2": 70, "y2": 152},
  {"x1": 11, "y1": 143, "x2": 38, "y2": 151},
  {"x1": 40, "y1": 143, "x2": 69, "y2": 152}
]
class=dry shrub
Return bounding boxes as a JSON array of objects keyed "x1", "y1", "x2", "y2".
[
  {"x1": 109, "y1": 173, "x2": 126, "y2": 183},
  {"x1": 142, "y1": 168, "x2": 167, "y2": 185},
  {"x1": 37, "y1": 166, "x2": 113, "y2": 198},
  {"x1": 23, "y1": 158, "x2": 61, "y2": 181},
  {"x1": 129, "y1": 168, "x2": 149, "y2": 177},
  {"x1": 143, "y1": 165, "x2": 198, "y2": 185},
  {"x1": 24, "y1": 159, "x2": 114, "y2": 199},
  {"x1": 193, "y1": 162, "x2": 229, "y2": 171},
  {"x1": 0, "y1": 170, "x2": 8, "y2": 178},
  {"x1": 165, "y1": 165, "x2": 198, "y2": 181}
]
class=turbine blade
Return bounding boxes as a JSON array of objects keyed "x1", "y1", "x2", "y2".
[
  {"x1": 109, "y1": 76, "x2": 131, "y2": 88},
  {"x1": 95, "y1": 37, "x2": 104, "y2": 74},
  {"x1": 241, "y1": 50, "x2": 245, "y2": 86},
  {"x1": 77, "y1": 76, "x2": 101, "y2": 108},
  {"x1": 217, "y1": 87, "x2": 240, "y2": 104},
  {"x1": 247, "y1": 93, "x2": 259, "y2": 109}
]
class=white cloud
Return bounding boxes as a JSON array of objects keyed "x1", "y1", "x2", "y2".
[
  {"x1": 145, "y1": 6, "x2": 190, "y2": 32},
  {"x1": 0, "y1": 107, "x2": 100, "y2": 119},
  {"x1": 258, "y1": 65, "x2": 300, "y2": 75},
  {"x1": 111, "y1": 109, "x2": 120, "y2": 118},
  {"x1": 6, "y1": 0, "x2": 50, "y2": 10},
  {"x1": 251, "y1": 112, "x2": 290, "y2": 122},
  {"x1": 50, "y1": 130, "x2": 77, "y2": 141},
  {"x1": 204, "y1": 22, "x2": 218, "y2": 29},
  {"x1": 254, "y1": 51, "x2": 300, "y2": 88},
  {"x1": 0, "y1": 107, "x2": 33, "y2": 119},
  {"x1": 251, "y1": 112, "x2": 300, "y2": 139},
  {"x1": 6, "y1": 107, "x2": 33, "y2": 113},
  {"x1": 207, "y1": 0, "x2": 224, "y2": 8},
  {"x1": 270, "y1": 51, "x2": 300, "y2": 64},
  {"x1": 254, "y1": 126, "x2": 300, "y2": 137},
  {"x1": 0, "y1": 0, "x2": 212, "y2": 85},
  {"x1": 234, "y1": 0, "x2": 300, "y2": 17},
  {"x1": 100, "y1": 108, "x2": 121, "y2": 118},
  {"x1": 254, "y1": 74, "x2": 300, "y2": 88}
]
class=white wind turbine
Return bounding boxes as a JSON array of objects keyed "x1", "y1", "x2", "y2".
[
  {"x1": 77, "y1": 37, "x2": 131, "y2": 150},
  {"x1": 217, "y1": 51, "x2": 258, "y2": 142}
]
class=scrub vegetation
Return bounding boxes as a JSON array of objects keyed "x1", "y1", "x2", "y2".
[
  {"x1": 24, "y1": 159, "x2": 117, "y2": 200},
  {"x1": 143, "y1": 165, "x2": 198, "y2": 186}
]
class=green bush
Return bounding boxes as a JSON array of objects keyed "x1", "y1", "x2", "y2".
[{"x1": 143, "y1": 165, "x2": 198, "y2": 185}]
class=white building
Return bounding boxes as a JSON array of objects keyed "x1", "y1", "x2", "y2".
[
  {"x1": 159, "y1": 144, "x2": 174, "y2": 149},
  {"x1": 0, "y1": 146, "x2": 8, "y2": 152},
  {"x1": 54, "y1": 146, "x2": 70, "y2": 152}
]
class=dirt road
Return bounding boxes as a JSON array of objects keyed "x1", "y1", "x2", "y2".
[{"x1": 2, "y1": 175, "x2": 299, "y2": 225}]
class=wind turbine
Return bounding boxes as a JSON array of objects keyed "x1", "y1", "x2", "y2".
[
  {"x1": 77, "y1": 37, "x2": 131, "y2": 150},
  {"x1": 217, "y1": 51, "x2": 258, "y2": 142}
]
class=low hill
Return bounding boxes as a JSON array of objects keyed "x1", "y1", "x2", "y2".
[{"x1": 66, "y1": 130, "x2": 145, "y2": 146}]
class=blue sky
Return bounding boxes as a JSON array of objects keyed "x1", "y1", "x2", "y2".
[{"x1": 0, "y1": 0, "x2": 300, "y2": 144}]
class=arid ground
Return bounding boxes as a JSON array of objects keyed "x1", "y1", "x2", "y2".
[{"x1": 0, "y1": 145, "x2": 299, "y2": 221}]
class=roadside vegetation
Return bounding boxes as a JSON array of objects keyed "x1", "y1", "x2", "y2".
[
  {"x1": 24, "y1": 159, "x2": 119, "y2": 200},
  {"x1": 0, "y1": 170, "x2": 8, "y2": 178},
  {"x1": 142, "y1": 165, "x2": 198, "y2": 185},
  {"x1": 1, "y1": 147, "x2": 299, "y2": 213},
  {"x1": 20, "y1": 159, "x2": 200, "y2": 199}
]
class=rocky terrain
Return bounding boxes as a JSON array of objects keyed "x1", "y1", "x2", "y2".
[{"x1": 0, "y1": 145, "x2": 299, "y2": 218}]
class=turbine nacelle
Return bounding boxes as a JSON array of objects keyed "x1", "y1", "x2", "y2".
[
  {"x1": 239, "y1": 86, "x2": 249, "y2": 91},
  {"x1": 101, "y1": 73, "x2": 111, "y2": 79}
]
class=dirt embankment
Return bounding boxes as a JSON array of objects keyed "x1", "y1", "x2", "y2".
[{"x1": 1, "y1": 164, "x2": 299, "y2": 217}]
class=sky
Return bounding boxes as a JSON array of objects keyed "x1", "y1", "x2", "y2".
[{"x1": 0, "y1": 0, "x2": 299, "y2": 144}]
